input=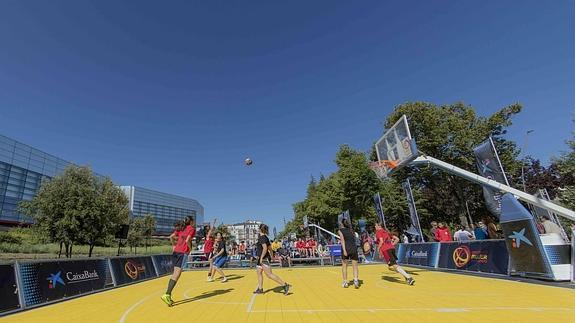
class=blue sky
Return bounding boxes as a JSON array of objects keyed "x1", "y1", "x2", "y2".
[{"x1": 1, "y1": 1, "x2": 574, "y2": 231}]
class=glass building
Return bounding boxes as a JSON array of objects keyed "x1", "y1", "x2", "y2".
[
  {"x1": 0, "y1": 135, "x2": 72, "y2": 224},
  {"x1": 0, "y1": 134, "x2": 204, "y2": 234},
  {"x1": 120, "y1": 186, "x2": 204, "y2": 235}
]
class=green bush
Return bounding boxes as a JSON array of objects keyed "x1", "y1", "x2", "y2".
[{"x1": 0, "y1": 232, "x2": 22, "y2": 244}]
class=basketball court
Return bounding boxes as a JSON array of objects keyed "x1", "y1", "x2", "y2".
[{"x1": 3, "y1": 265, "x2": 574, "y2": 323}]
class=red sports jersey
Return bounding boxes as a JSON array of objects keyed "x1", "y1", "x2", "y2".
[
  {"x1": 174, "y1": 225, "x2": 195, "y2": 254},
  {"x1": 376, "y1": 229, "x2": 394, "y2": 252},
  {"x1": 204, "y1": 237, "x2": 214, "y2": 253}
]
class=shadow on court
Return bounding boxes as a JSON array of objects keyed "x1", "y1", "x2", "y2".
[
  {"x1": 405, "y1": 270, "x2": 422, "y2": 276},
  {"x1": 264, "y1": 285, "x2": 293, "y2": 296},
  {"x1": 381, "y1": 275, "x2": 407, "y2": 284},
  {"x1": 172, "y1": 288, "x2": 234, "y2": 306},
  {"x1": 224, "y1": 274, "x2": 244, "y2": 281},
  {"x1": 384, "y1": 269, "x2": 421, "y2": 276}
]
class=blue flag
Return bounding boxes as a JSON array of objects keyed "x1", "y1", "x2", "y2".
[
  {"x1": 402, "y1": 179, "x2": 423, "y2": 241},
  {"x1": 473, "y1": 137, "x2": 509, "y2": 217},
  {"x1": 372, "y1": 193, "x2": 387, "y2": 229}
]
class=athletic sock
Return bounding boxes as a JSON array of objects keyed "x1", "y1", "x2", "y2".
[
  {"x1": 396, "y1": 267, "x2": 410, "y2": 279},
  {"x1": 166, "y1": 279, "x2": 177, "y2": 295}
]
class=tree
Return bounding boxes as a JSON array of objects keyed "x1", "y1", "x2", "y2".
[
  {"x1": 83, "y1": 178, "x2": 130, "y2": 257},
  {"x1": 378, "y1": 178, "x2": 429, "y2": 233},
  {"x1": 515, "y1": 157, "x2": 565, "y2": 199},
  {"x1": 554, "y1": 120, "x2": 575, "y2": 210},
  {"x1": 20, "y1": 165, "x2": 127, "y2": 258},
  {"x1": 127, "y1": 217, "x2": 146, "y2": 254},
  {"x1": 142, "y1": 214, "x2": 156, "y2": 252},
  {"x1": 282, "y1": 145, "x2": 385, "y2": 237},
  {"x1": 383, "y1": 102, "x2": 523, "y2": 226}
]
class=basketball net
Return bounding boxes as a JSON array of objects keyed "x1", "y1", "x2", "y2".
[{"x1": 369, "y1": 160, "x2": 398, "y2": 179}]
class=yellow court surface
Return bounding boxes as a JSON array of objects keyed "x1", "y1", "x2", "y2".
[{"x1": 3, "y1": 265, "x2": 575, "y2": 323}]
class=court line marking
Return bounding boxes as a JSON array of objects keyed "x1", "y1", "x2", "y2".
[
  {"x1": 119, "y1": 291, "x2": 163, "y2": 323},
  {"x1": 246, "y1": 294, "x2": 257, "y2": 313},
  {"x1": 119, "y1": 279, "x2": 204, "y2": 323},
  {"x1": 247, "y1": 306, "x2": 575, "y2": 314}
]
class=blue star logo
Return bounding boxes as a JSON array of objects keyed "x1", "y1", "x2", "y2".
[
  {"x1": 480, "y1": 159, "x2": 493, "y2": 174},
  {"x1": 47, "y1": 271, "x2": 65, "y2": 288},
  {"x1": 508, "y1": 228, "x2": 533, "y2": 248}
]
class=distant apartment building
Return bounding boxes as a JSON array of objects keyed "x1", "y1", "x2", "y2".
[{"x1": 226, "y1": 220, "x2": 262, "y2": 246}]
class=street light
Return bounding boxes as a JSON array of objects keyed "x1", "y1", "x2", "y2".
[{"x1": 521, "y1": 129, "x2": 535, "y2": 192}]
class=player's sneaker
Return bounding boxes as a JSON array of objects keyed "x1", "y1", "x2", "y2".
[
  {"x1": 342, "y1": 281, "x2": 349, "y2": 288},
  {"x1": 221, "y1": 277, "x2": 228, "y2": 283},
  {"x1": 253, "y1": 288, "x2": 264, "y2": 294},
  {"x1": 207, "y1": 276, "x2": 214, "y2": 282},
  {"x1": 353, "y1": 279, "x2": 359, "y2": 289},
  {"x1": 160, "y1": 294, "x2": 173, "y2": 307},
  {"x1": 406, "y1": 278, "x2": 415, "y2": 286},
  {"x1": 283, "y1": 283, "x2": 291, "y2": 295}
]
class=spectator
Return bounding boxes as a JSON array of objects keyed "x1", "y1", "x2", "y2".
[
  {"x1": 402, "y1": 233, "x2": 409, "y2": 244},
  {"x1": 536, "y1": 219, "x2": 546, "y2": 234},
  {"x1": 305, "y1": 238, "x2": 312, "y2": 257},
  {"x1": 309, "y1": 238, "x2": 318, "y2": 257},
  {"x1": 238, "y1": 241, "x2": 246, "y2": 260},
  {"x1": 271, "y1": 240, "x2": 281, "y2": 253},
  {"x1": 296, "y1": 238, "x2": 306, "y2": 258},
  {"x1": 540, "y1": 216, "x2": 563, "y2": 235},
  {"x1": 473, "y1": 222, "x2": 488, "y2": 240},
  {"x1": 429, "y1": 221, "x2": 439, "y2": 242},
  {"x1": 484, "y1": 217, "x2": 500, "y2": 239},
  {"x1": 434, "y1": 222, "x2": 452, "y2": 242},
  {"x1": 454, "y1": 225, "x2": 473, "y2": 241}
]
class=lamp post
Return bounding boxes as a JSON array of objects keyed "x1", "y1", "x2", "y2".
[{"x1": 521, "y1": 129, "x2": 534, "y2": 192}]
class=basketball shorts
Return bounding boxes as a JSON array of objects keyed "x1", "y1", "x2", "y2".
[
  {"x1": 381, "y1": 248, "x2": 398, "y2": 266},
  {"x1": 172, "y1": 252, "x2": 185, "y2": 268}
]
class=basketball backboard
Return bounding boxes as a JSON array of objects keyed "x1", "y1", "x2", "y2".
[{"x1": 371, "y1": 115, "x2": 418, "y2": 179}]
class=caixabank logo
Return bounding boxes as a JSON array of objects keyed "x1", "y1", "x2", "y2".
[
  {"x1": 124, "y1": 260, "x2": 146, "y2": 280},
  {"x1": 508, "y1": 228, "x2": 533, "y2": 248},
  {"x1": 47, "y1": 270, "x2": 100, "y2": 288},
  {"x1": 47, "y1": 271, "x2": 66, "y2": 289}
]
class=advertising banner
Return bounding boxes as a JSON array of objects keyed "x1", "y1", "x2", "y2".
[
  {"x1": 372, "y1": 193, "x2": 387, "y2": 229},
  {"x1": 397, "y1": 243, "x2": 440, "y2": 268},
  {"x1": 109, "y1": 256, "x2": 157, "y2": 286},
  {"x1": 19, "y1": 259, "x2": 110, "y2": 307},
  {"x1": 402, "y1": 179, "x2": 423, "y2": 241},
  {"x1": 503, "y1": 219, "x2": 554, "y2": 278},
  {"x1": 437, "y1": 240, "x2": 509, "y2": 275},
  {"x1": 473, "y1": 137, "x2": 509, "y2": 217},
  {"x1": 0, "y1": 264, "x2": 20, "y2": 313},
  {"x1": 152, "y1": 255, "x2": 174, "y2": 276},
  {"x1": 500, "y1": 193, "x2": 555, "y2": 279}
]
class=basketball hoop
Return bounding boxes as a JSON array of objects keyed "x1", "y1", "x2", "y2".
[{"x1": 369, "y1": 160, "x2": 398, "y2": 179}]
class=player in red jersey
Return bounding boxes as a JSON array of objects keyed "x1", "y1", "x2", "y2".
[
  {"x1": 161, "y1": 216, "x2": 196, "y2": 306},
  {"x1": 375, "y1": 223, "x2": 414, "y2": 285},
  {"x1": 204, "y1": 219, "x2": 216, "y2": 281}
]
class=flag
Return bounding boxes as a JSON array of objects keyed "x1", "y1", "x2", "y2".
[
  {"x1": 337, "y1": 210, "x2": 350, "y2": 228},
  {"x1": 473, "y1": 137, "x2": 509, "y2": 217},
  {"x1": 402, "y1": 179, "x2": 423, "y2": 240},
  {"x1": 373, "y1": 192, "x2": 387, "y2": 229}
]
